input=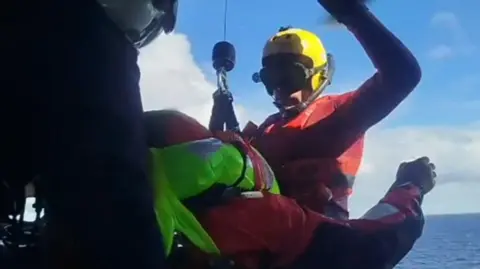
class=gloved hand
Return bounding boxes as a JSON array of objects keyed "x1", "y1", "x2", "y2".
[
  {"x1": 212, "y1": 89, "x2": 233, "y2": 105},
  {"x1": 392, "y1": 156, "x2": 436, "y2": 195},
  {"x1": 317, "y1": 0, "x2": 373, "y2": 23}
]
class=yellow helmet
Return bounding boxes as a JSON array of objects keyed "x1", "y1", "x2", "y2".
[{"x1": 254, "y1": 27, "x2": 334, "y2": 108}]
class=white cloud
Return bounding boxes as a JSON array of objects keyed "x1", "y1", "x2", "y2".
[
  {"x1": 428, "y1": 44, "x2": 454, "y2": 60},
  {"x1": 431, "y1": 11, "x2": 460, "y2": 29},
  {"x1": 138, "y1": 33, "x2": 215, "y2": 126},
  {"x1": 351, "y1": 124, "x2": 480, "y2": 217},
  {"x1": 428, "y1": 11, "x2": 476, "y2": 60},
  {"x1": 138, "y1": 33, "x2": 255, "y2": 127}
]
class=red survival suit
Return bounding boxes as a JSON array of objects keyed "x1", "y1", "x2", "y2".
[
  {"x1": 247, "y1": 7, "x2": 422, "y2": 220},
  {"x1": 145, "y1": 109, "x2": 427, "y2": 269}
]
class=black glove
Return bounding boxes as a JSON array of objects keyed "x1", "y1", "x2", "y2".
[
  {"x1": 212, "y1": 89, "x2": 233, "y2": 106},
  {"x1": 317, "y1": 0, "x2": 373, "y2": 24},
  {"x1": 210, "y1": 90, "x2": 236, "y2": 132},
  {"x1": 391, "y1": 156, "x2": 436, "y2": 195}
]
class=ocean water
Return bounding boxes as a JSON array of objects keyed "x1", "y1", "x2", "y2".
[{"x1": 398, "y1": 213, "x2": 480, "y2": 269}]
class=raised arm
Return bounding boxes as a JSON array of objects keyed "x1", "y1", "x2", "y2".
[{"x1": 290, "y1": 2, "x2": 421, "y2": 158}]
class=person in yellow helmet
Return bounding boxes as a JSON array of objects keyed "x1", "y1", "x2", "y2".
[
  {"x1": 244, "y1": 0, "x2": 422, "y2": 221},
  {"x1": 145, "y1": 109, "x2": 436, "y2": 269}
]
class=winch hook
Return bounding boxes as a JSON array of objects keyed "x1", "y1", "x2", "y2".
[
  {"x1": 208, "y1": 0, "x2": 240, "y2": 133},
  {"x1": 212, "y1": 40, "x2": 236, "y2": 93},
  {"x1": 209, "y1": 40, "x2": 240, "y2": 133}
]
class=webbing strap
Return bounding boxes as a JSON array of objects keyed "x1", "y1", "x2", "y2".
[{"x1": 215, "y1": 131, "x2": 264, "y2": 191}]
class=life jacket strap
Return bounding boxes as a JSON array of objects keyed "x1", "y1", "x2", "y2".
[{"x1": 215, "y1": 131, "x2": 266, "y2": 191}]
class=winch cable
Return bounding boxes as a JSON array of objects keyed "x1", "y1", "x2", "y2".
[
  {"x1": 223, "y1": 0, "x2": 228, "y2": 40},
  {"x1": 208, "y1": 0, "x2": 240, "y2": 133}
]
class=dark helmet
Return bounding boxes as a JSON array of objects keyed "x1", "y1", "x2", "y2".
[{"x1": 98, "y1": 0, "x2": 178, "y2": 48}]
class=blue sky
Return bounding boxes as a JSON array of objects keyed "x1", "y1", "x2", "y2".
[
  {"x1": 136, "y1": 0, "x2": 480, "y2": 217},
  {"x1": 177, "y1": 0, "x2": 480, "y2": 127}
]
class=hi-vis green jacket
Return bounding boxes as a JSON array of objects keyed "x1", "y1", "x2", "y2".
[{"x1": 150, "y1": 134, "x2": 280, "y2": 256}]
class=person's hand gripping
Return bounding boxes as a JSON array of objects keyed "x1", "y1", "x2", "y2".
[{"x1": 394, "y1": 156, "x2": 437, "y2": 195}]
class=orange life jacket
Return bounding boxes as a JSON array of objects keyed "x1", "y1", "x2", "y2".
[{"x1": 251, "y1": 95, "x2": 365, "y2": 218}]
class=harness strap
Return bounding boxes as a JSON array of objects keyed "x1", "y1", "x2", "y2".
[
  {"x1": 215, "y1": 131, "x2": 266, "y2": 191},
  {"x1": 181, "y1": 135, "x2": 249, "y2": 213}
]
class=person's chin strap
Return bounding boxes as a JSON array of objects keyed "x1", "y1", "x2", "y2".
[{"x1": 276, "y1": 53, "x2": 336, "y2": 117}]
